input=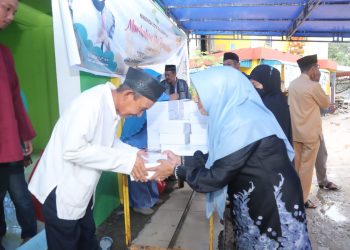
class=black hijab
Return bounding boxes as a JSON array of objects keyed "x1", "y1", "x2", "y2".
[{"x1": 250, "y1": 65, "x2": 293, "y2": 144}]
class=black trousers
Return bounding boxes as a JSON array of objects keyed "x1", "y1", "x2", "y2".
[{"x1": 42, "y1": 188, "x2": 98, "y2": 250}]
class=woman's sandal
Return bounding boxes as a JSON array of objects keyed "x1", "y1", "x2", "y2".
[
  {"x1": 304, "y1": 200, "x2": 317, "y2": 209},
  {"x1": 319, "y1": 182, "x2": 340, "y2": 191}
]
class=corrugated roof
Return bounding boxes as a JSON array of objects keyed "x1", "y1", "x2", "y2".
[{"x1": 156, "y1": 0, "x2": 350, "y2": 41}]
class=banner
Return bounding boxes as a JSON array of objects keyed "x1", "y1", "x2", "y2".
[
  {"x1": 64, "y1": 0, "x2": 187, "y2": 76},
  {"x1": 284, "y1": 63, "x2": 330, "y2": 94}
]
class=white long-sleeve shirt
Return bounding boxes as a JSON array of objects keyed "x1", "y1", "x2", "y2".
[{"x1": 29, "y1": 83, "x2": 139, "y2": 220}]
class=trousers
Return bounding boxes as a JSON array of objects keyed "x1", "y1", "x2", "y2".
[
  {"x1": 315, "y1": 137, "x2": 329, "y2": 186},
  {"x1": 293, "y1": 139, "x2": 320, "y2": 202},
  {"x1": 0, "y1": 162, "x2": 37, "y2": 239},
  {"x1": 42, "y1": 188, "x2": 98, "y2": 250}
]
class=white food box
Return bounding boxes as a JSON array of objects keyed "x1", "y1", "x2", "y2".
[
  {"x1": 190, "y1": 122, "x2": 208, "y2": 135},
  {"x1": 161, "y1": 144, "x2": 208, "y2": 156},
  {"x1": 147, "y1": 130, "x2": 161, "y2": 151},
  {"x1": 190, "y1": 133, "x2": 208, "y2": 145},
  {"x1": 159, "y1": 120, "x2": 191, "y2": 134},
  {"x1": 168, "y1": 100, "x2": 185, "y2": 120},
  {"x1": 159, "y1": 133, "x2": 190, "y2": 145},
  {"x1": 190, "y1": 112, "x2": 208, "y2": 124}
]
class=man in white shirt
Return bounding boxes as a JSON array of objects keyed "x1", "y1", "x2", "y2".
[{"x1": 29, "y1": 67, "x2": 166, "y2": 250}]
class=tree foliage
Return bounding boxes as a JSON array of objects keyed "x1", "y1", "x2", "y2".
[{"x1": 328, "y1": 43, "x2": 350, "y2": 66}]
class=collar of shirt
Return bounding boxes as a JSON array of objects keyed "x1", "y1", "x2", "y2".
[{"x1": 301, "y1": 73, "x2": 311, "y2": 81}]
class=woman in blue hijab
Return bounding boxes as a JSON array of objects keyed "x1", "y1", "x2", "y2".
[{"x1": 152, "y1": 67, "x2": 311, "y2": 249}]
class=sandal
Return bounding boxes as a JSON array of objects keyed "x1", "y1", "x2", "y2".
[
  {"x1": 319, "y1": 182, "x2": 340, "y2": 191},
  {"x1": 304, "y1": 200, "x2": 317, "y2": 209}
]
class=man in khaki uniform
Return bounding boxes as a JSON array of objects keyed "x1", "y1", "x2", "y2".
[{"x1": 288, "y1": 54, "x2": 330, "y2": 208}]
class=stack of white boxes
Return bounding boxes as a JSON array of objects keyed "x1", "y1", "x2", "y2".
[{"x1": 147, "y1": 100, "x2": 208, "y2": 156}]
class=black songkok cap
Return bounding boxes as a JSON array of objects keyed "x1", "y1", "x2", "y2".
[
  {"x1": 223, "y1": 52, "x2": 239, "y2": 62},
  {"x1": 124, "y1": 67, "x2": 165, "y2": 102},
  {"x1": 297, "y1": 54, "x2": 318, "y2": 69},
  {"x1": 165, "y1": 64, "x2": 176, "y2": 72}
]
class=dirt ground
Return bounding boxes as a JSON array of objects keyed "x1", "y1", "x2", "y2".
[
  {"x1": 307, "y1": 113, "x2": 350, "y2": 250},
  {"x1": 96, "y1": 112, "x2": 350, "y2": 250},
  {"x1": 306, "y1": 112, "x2": 350, "y2": 250}
]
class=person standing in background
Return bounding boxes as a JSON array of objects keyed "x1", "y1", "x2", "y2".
[
  {"x1": 288, "y1": 54, "x2": 331, "y2": 209},
  {"x1": 250, "y1": 64, "x2": 293, "y2": 144},
  {"x1": 121, "y1": 69, "x2": 168, "y2": 215},
  {"x1": 314, "y1": 97, "x2": 340, "y2": 191},
  {"x1": 161, "y1": 64, "x2": 191, "y2": 100},
  {"x1": 223, "y1": 52, "x2": 241, "y2": 70},
  {"x1": 0, "y1": 0, "x2": 37, "y2": 248},
  {"x1": 223, "y1": 52, "x2": 250, "y2": 79}
]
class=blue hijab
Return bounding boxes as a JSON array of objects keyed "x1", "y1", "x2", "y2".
[{"x1": 190, "y1": 66, "x2": 294, "y2": 219}]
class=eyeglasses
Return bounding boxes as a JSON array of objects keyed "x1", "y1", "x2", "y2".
[{"x1": 313, "y1": 64, "x2": 320, "y2": 69}]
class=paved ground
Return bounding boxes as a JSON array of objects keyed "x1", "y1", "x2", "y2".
[{"x1": 96, "y1": 180, "x2": 180, "y2": 250}]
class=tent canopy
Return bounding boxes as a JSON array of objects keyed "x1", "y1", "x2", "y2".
[
  {"x1": 20, "y1": 0, "x2": 350, "y2": 41},
  {"x1": 156, "y1": 0, "x2": 350, "y2": 41}
]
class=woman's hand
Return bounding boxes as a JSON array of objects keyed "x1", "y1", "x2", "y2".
[
  {"x1": 163, "y1": 150, "x2": 181, "y2": 165},
  {"x1": 148, "y1": 159, "x2": 177, "y2": 181}
]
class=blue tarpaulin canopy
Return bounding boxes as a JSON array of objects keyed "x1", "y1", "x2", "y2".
[{"x1": 155, "y1": 0, "x2": 350, "y2": 41}]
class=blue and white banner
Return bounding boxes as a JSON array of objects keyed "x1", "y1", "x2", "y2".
[{"x1": 61, "y1": 0, "x2": 187, "y2": 76}]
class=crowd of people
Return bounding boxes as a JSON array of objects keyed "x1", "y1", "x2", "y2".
[{"x1": 0, "y1": 0, "x2": 340, "y2": 248}]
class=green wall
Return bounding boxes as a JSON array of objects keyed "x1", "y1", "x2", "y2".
[
  {"x1": 0, "y1": 3, "x2": 59, "y2": 151},
  {"x1": 0, "y1": 2, "x2": 120, "y2": 227}
]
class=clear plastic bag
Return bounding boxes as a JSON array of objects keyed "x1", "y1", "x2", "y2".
[{"x1": 4, "y1": 192, "x2": 21, "y2": 234}]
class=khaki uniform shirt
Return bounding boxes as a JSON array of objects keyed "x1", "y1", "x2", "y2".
[{"x1": 288, "y1": 74, "x2": 330, "y2": 143}]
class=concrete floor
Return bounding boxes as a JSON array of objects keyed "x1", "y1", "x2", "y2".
[{"x1": 131, "y1": 185, "x2": 222, "y2": 250}]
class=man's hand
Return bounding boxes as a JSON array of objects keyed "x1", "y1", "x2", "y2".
[
  {"x1": 131, "y1": 153, "x2": 148, "y2": 182},
  {"x1": 329, "y1": 104, "x2": 337, "y2": 114},
  {"x1": 23, "y1": 140, "x2": 33, "y2": 156},
  {"x1": 169, "y1": 93, "x2": 179, "y2": 100}
]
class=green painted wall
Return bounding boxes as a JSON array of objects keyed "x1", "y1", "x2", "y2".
[
  {"x1": 80, "y1": 71, "x2": 110, "y2": 91},
  {"x1": 0, "y1": 3, "x2": 59, "y2": 152},
  {"x1": 0, "y1": 1, "x2": 121, "y2": 226}
]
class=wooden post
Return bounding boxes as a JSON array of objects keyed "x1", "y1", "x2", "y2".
[
  {"x1": 209, "y1": 214, "x2": 214, "y2": 250},
  {"x1": 123, "y1": 174, "x2": 131, "y2": 246}
]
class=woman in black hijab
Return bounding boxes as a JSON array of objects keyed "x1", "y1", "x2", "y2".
[{"x1": 250, "y1": 64, "x2": 293, "y2": 144}]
